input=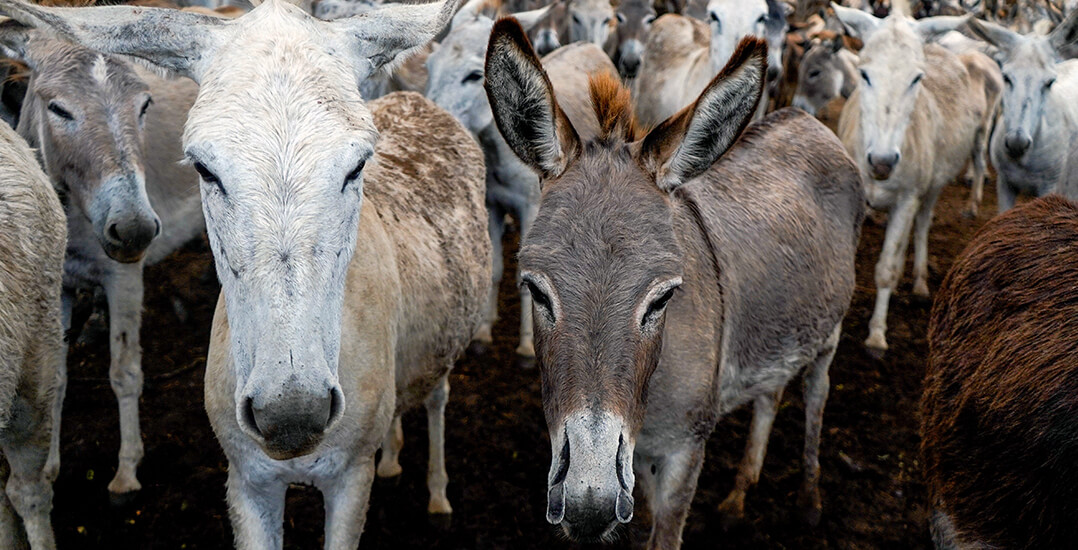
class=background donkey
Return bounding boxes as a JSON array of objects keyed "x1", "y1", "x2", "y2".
[
  {"x1": 0, "y1": 1, "x2": 489, "y2": 548},
  {"x1": 0, "y1": 115, "x2": 65, "y2": 550},
  {"x1": 924, "y1": 195, "x2": 1078, "y2": 550},
  {"x1": 835, "y1": 6, "x2": 996, "y2": 352},
  {"x1": 0, "y1": 23, "x2": 202, "y2": 496},
  {"x1": 485, "y1": 22, "x2": 863, "y2": 548},
  {"x1": 965, "y1": 10, "x2": 1078, "y2": 211}
]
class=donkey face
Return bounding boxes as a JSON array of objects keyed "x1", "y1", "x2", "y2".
[
  {"x1": 793, "y1": 37, "x2": 848, "y2": 114},
  {"x1": 568, "y1": 0, "x2": 614, "y2": 47},
  {"x1": 425, "y1": 0, "x2": 549, "y2": 134},
  {"x1": 0, "y1": 0, "x2": 460, "y2": 460},
  {"x1": 485, "y1": 18, "x2": 764, "y2": 541},
  {"x1": 612, "y1": 0, "x2": 655, "y2": 79},
  {"x1": 966, "y1": 12, "x2": 1078, "y2": 159},
  {"x1": 0, "y1": 29, "x2": 159, "y2": 263},
  {"x1": 707, "y1": 0, "x2": 771, "y2": 78}
]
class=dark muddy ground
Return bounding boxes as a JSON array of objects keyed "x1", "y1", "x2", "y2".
[{"x1": 48, "y1": 178, "x2": 1002, "y2": 549}]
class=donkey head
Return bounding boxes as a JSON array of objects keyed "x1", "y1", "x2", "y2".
[
  {"x1": 485, "y1": 18, "x2": 764, "y2": 541},
  {"x1": 568, "y1": 0, "x2": 614, "y2": 47},
  {"x1": 707, "y1": 0, "x2": 784, "y2": 84},
  {"x1": 833, "y1": 5, "x2": 964, "y2": 180},
  {"x1": 966, "y1": 10, "x2": 1078, "y2": 159},
  {"x1": 792, "y1": 36, "x2": 852, "y2": 115},
  {"x1": 425, "y1": 0, "x2": 549, "y2": 134},
  {"x1": 0, "y1": 23, "x2": 160, "y2": 263},
  {"x1": 612, "y1": 0, "x2": 655, "y2": 79},
  {"x1": 0, "y1": 0, "x2": 458, "y2": 460}
]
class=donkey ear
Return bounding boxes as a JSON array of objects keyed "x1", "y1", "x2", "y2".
[
  {"x1": 513, "y1": 4, "x2": 553, "y2": 32},
  {"x1": 0, "y1": 19, "x2": 35, "y2": 68},
  {"x1": 831, "y1": 3, "x2": 881, "y2": 40},
  {"x1": 484, "y1": 17, "x2": 581, "y2": 180},
  {"x1": 638, "y1": 37, "x2": 765, "y2": 192},
  {"x1": 339, "y1": 0, "x2": 460, "y2": 79},
  {"x1": 0, "y1": 0, "x2": 226, "y2": 81},
  {"x1": 1049, "y1": 8, "x2": 1078, "y2": 60},
  {"x1": 915, "y1": 15, "x2": 966, "y2": 39},
  {"x1": 964, "y1": 16, "x2": 1019, "y2": 52}
]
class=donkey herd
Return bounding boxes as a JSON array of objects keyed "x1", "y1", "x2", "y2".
[{"x1": 0, "y1": 0, "x2": 1075, "y2": 547}]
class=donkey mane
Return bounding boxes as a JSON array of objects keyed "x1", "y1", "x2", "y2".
[{"x1": 587, "y1": 70, "x2": 640, "y2": 143}]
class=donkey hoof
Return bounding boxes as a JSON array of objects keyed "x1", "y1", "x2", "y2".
[
  {"x1": 516, "y1": 356, "x2": 536, "y2": 370},
  {"x1": 515, "y1": 341, "x2": 536, "y2": 359},
  {"x1": 864, "y1": 332, "x2": 888, "y2": 356},
  {"x1": 467, "y1": 340, "x2": 490, "y2": 357},
  {"x1": 376, "y1": 461, "x2": 403, "y2": 479},
  {"x1": 798, "y1": 489, "x2": 822, "y2": 527},
  {"x1": 717, "y1": 493, "x2": 745, "y2": 530},
  {"x1": 427, "y1": 503, "x2": 453, "y2": 530},
  {"x1": 108, "y1": 487, "x2": 140, "y2": 509},
  {"x1": 913, "y1": 280, "x2": 930, "y2": 299},
  {"x1": 963, "y1": 207, "x2": 978, "y2": 219}
]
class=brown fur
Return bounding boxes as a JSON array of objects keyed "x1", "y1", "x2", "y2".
[
  {"x1": 924, "y1": 195, "x2": 1078, "y2": 549},
  {"x1": 587, "y1": 70, "x2": 639, "y2": 142}
]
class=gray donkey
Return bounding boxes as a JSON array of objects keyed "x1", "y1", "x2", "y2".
[
  {"x1": 965, "y1": 10, "x2": 1078, "y2": 211},
  {"x1": 0, "y1": 23, "x2": 202, "y2": 496},
  {"x1": 486, "y1": 21, "x2": 864, "y2": 548},
  {"x1": 0, "y1": 112, "x2": 65, "y2": 550}
]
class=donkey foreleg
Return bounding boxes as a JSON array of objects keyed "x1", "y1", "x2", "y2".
[
  {"x1": 866, "y1": 198, "x2": 919, "y2": 351},
  {"x1": 718, "y1": 387, "x2": 784, "y2": 524},
  {"x1": 425, "y1": 374, "x2": 452, "y2": 514},
  {"x1": 226, "y1": 466, "x2": 286, "y2": 550},
  {"x1": 475, "y1": 205, "x2": 506, "y2": 347},
  {"x1": 376, "y1": 415, "x2": 403, "y2": 478},
  {"x1": 965, "y1": 125, "x2": 989, "y2": 218},
  {"x1": 912, "y1": 188, "x2": 943, "y2": 298},
  {"x1": 44, "y1": 291, "x2": 74, "y2": 483},
  {"x1": 103, "y1": 261, "x2": 146, "y2": 495},
  {"x1": 2, "y1": 407, "x2": 57, "y2": 550},
  {"x1": 798, "y1": 323, "x2": 840, "y2": 526},
  {"x1": 321, "y1": 459, "x2": 375, "y2": 550},
  {"x1": 644, "y1": 443, "x2": 706, "y2": 550}
]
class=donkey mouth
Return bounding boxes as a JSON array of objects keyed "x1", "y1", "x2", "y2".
[{"x1": 101, "y1": 244, "x2": 148, "y2": 264}]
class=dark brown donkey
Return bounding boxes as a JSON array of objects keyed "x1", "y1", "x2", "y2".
[
  {"x1": 484, "y1": 21, "x2": 864, "y2": 548},
  {"x1": 923, "y1": 195, "x2": 1078, "y2": 550}
]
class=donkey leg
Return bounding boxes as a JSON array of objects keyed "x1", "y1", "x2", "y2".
[
  {"x1": 376, "y1": 415, "x2": 403, "y2": 479},
  {"x1": 44, "y1": 291, "x2": 74, "y2": 482},
  {"x1": 475, "y1": 206, "x2": 506, "y2": 347},
  {"x1": 226, "y1": 465, "x2": 286, "y2": 550},
  {"x1": 0, "y1": 460, "x2": 20, "y2": 550},
  {"x1": 965, "y1": 126, "x2": 988, "y2": 218},
  {"x1": 516, "y1": 202, "x2": 539, "y2": 359},
  {"x1": 718, "y1": 387, "x2": 784, "y2": 523},
  {"x1": 2, "y1": 411, "x2": 57, "y2": 550},
  {"x1": 866, "y1": 198, "x2": 918, "y2": 351},
  {"x1": 103, "y1": 261, "x2": 146, "y2": 495},
  {"x1": 996, "y1": 172, "x2": 1017, "y2": 213},
  {"x1": 912, "y1": 189, "x2": 943, "y2": 299},
  {"x1": 798, "y1": 323, "x2": 840, "y2": 526},
  {"x1": 322, "y1": 459, "x2": 376, "y2": 550},
  {"x1": 425, "y1": 374, "x2": 452, "y2": 515},
  {"x1": 645, "y1": 443, "x2": 706, "y2": 550}
]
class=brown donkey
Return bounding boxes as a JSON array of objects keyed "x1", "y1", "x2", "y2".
[
  {"x1": 924, "y1": 195, "x2": 1078, "y2": 549},
  {"x1": 485, "y1": 21, "x2": 864, "y2": 548}
]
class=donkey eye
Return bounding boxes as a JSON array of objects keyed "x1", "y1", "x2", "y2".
[
  {"x1": 860, "y1": 69, "x2": 871, "y2": 86},
  {"x1": 616, "y1": 12, "x2": 625, "y2": 23},
  {"x1": 525, "y1": 280, "x2": 554, "y2": 321},
  {"x1": 1003, "y1": 74, "x2": 1013, "y2": 86},
  {"x1": 808, "y1": 69, "x2": 821, "y2": 79},
  {"x1": 139, "y1": 97, "x2": 153, "y2": 119},
  {"x1": 910, "y1": 73, "x2": 924, "y2": 88},
  {"x1": 193, "y1": 161, "x2": 225, "y2": 195},
  {"x1": 1045, "y1": 78, "x2": 1056, "y2": 89},
  {"x1": 47, "y1": 102, "x2": 74, "y2": 121},
  {"x1": 643, "y1": 14, "x2": 655, "y2": 25},
  {"x1": 462, "y1": 70, "x2": 483, "y2": 84},
  {"x1": 757, "y1": 14, "x2": 767, "y2": 25},
  {"x1": 343, "y1": 159, "x2": 366, "y2": 192},
  {"x1": 642, "y1": 287, "x2": 676, "y2": 328}
]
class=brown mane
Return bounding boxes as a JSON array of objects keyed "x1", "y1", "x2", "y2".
[{"x1": 587, "y1": 70, "x2": 640, "y2": 143}]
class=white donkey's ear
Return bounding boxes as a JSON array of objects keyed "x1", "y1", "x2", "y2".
[
  {"x1": 831, "y1": 3, "x2": 881, "y2": 40},
  {"x1": 1049, "y1": 7, "x2": 1078, "y2": 60},
  {"x1": 512, "y1": 4, "x2": 552, "y2": 31},
  {"x1": 964, "y1": 15, "x2": 1020, "y2": 52},
  {"x1": 338, "y1": 0, "x2": 460, "y2": 79},
  {"x1": 915, "y1": 15, "x2": 966, "y2": 39},
  {"x1": 0, "y1": 0, "x2": 226, "y2": 81},
  {"x1": 450, "y1": 0, "x2": 485, "y2": 29}
]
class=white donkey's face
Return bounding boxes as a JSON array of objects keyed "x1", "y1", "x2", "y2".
[{"x1": 0, "y1": 0, "x2": 460, "y2": 459}]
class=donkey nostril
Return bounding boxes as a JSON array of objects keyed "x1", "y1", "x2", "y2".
[
  {"x1": 326, "y1": 387, "x2": 344, "y2": 427},
  {"x1": 107, "y1": 223, "x2": 121, "y2": 243},
  {"x1": 153, "y1": 218, "x2": 161, "y2": 237},
  {"x1": 242, "y1": 397, "x2": 262, "y2": 438}
]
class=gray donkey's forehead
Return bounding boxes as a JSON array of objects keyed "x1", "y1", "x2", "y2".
[{"x1": 30, "y1": 37, "x2": 148, "y2": 94}]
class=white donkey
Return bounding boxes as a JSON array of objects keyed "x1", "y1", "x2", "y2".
[
  {"x1": 0, "y1": 113, "x2": 65, "y2": 550},
  {"x1": 0, "y1": 22, "x2": 202, "y2": 496},
  {"x1": 0, "y1": 0, "x2": 490, "y2": 547},
  {"x1": 834, "y1": 5, "x2": 997, "y2": 352},
  {"x1": 965, "y1": 10, "x2": 1078, "y2": 211}
]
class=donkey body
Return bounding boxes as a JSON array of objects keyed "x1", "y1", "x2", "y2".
[
  {"x1": 966, "y1": 11, "x2": 1078, "y2": 211},
  {"x1": 835, "y1": 7, "x2": 990, "y2": 351},
  {"x1": 0, "y1": 117, "x2": 65, "y2": 550},
  {"x1": 425, "y1": 0, "x2": 610, "y2": 359},
  {"x1": 0, "y1": 0, "x2": 489, "y2": 547},
  {"x1": 0, "y1": 28, "x2": 202, "y2": 495},
  {"x1": 924, "y1": 195, "x2": 1078, "y2": 550},
  {"x1": 486, "y1": 22, "x2": 863, "y2": 548}
]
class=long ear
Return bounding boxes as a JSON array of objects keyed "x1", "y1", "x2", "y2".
[
  {"x1": 513, "y1": 4, "x2": 552, "y2": 31},
  {"x1": 1049, "y1": 7, "x2": 1078, "y2": 59},
  {"x1": 0, "y1": 0, "x2": 226, "y2": 80},
  {"x1": 450, "y1": 0, "x2": 485, "y2": 29},
  {"x1": 0, "y1": 19, "x2": 34, "y2": 68},
  {"x1": 484, "y1": 17, "x2": 580, "y2": 179},
  {"x1": 339, "y1": 0, "x2": 460, "y2": 78},
  {"x1": 916, "y1": 15, "x2": 966, "y2": 39},
  {"x1": 964, "y1": 15, "x2": 1019, "y2": 52},
  {"x1": 638, "y1": 37, "x2": 766, "y2": 192},
  {"x1": 831, "y1": 3, "x2": 881, "y2": 40}
]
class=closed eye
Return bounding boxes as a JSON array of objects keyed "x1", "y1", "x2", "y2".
[
  {"x1": 139, "y1": 97, "x2": 153, "y2": 119},
  {"x1": 910, "y1": 73, "x2": 924, "y2": 88},
  {"x1": 47, "y1": 102, "x2": 74, "y2": 121},
  {"x1": 343, "y1": 159, "x2": 366, "y2": 193},
  {"x1": 462, "y1": 70, "x2": 483, "y2": 84},
  {"x1": 193, "y1": 161, "x2": 225, "y2": 195},
  {"x1": 860, "y1": 69, "x2": 871, "y2": 86},
  {"x1": 525, "y1": 279, "x2": 554, "y2": 321}
]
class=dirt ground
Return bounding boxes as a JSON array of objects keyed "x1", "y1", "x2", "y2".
[{"x1": 48, "y1": 175, "x2": 1002, "y2": 549}]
